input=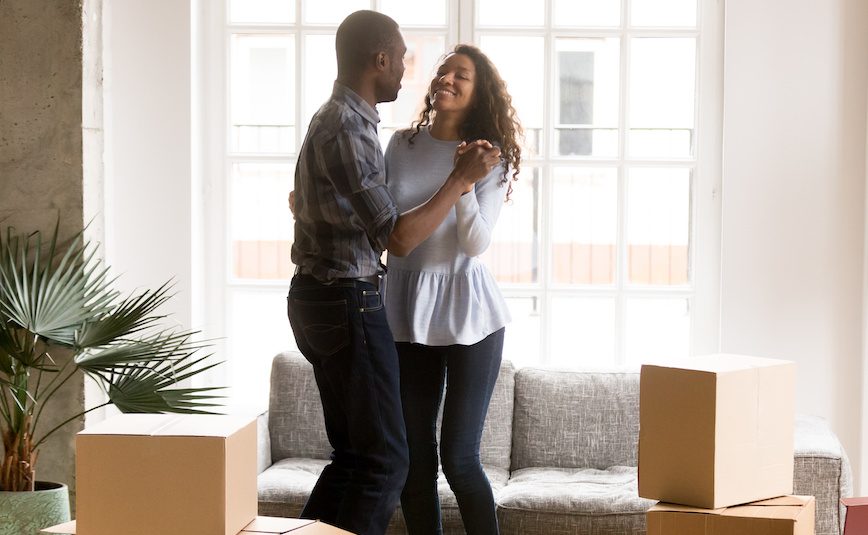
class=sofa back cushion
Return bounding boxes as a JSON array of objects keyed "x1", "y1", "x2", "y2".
[
  {"x1": 511, "y1": 368, "x2": 640, "y2": 471},
  {"x1": 268, "y1": 351, "x2": 515, "y2": 471},
  {"x1": 269, "y1": 351, "x2": 332, "y2": 461}
]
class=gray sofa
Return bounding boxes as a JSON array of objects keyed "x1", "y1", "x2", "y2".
[{"x1": 257, "y1": 351, "x2": 852, "y2": 535}]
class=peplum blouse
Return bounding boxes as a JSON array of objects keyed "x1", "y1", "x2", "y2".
[{"x1": 383, "y1": 127, "x2": 511, "y2": 346}]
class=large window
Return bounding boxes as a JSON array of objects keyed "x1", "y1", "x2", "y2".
[{"x1": 204, "y1": 0, "x2": 722, "y2": 407}]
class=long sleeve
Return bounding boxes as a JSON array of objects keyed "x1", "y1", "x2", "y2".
[{"x1": 454, "y1": 165, "x2": 509, "y2": 257}]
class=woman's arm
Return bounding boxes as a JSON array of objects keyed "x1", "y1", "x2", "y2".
[{"x1": 454, "y1": 165, "x2": 509, "y2": 257}]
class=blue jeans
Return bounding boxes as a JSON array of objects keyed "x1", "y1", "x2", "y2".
[
  {"x1": 397, "y1": 328, "x2": 505, "y2": 535},
  {"x1": 287, "y1": 275, "x2": 409, "y2": 535}
]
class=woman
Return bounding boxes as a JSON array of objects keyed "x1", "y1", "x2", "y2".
[{"x1": 383, "y1": 44, "x2": 522, "y2": 535}]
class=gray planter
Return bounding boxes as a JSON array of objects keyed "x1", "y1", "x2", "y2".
[{"x1": 0, "y1": 482, "x2": 71, "y2": 535}]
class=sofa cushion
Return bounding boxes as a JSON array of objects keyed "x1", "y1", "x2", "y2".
[
  {"x1": 475, "y1": 359, "x2": 515, "y2": 471},
  {"x1": 268, "y1": 351, "x2": 515, "y2": 471},
  {"x1": 268, "y1": 352, "x2": 331, "y2": 462},
  {"x1": 257, "y1": 457, "x2": 508, "y2": 535},
  {"x1": 512, "y1": 368, "x2": 640, "y2": 470},
  {"x1": 496, "y1": 466, "x2": 654, "y2": 535}
]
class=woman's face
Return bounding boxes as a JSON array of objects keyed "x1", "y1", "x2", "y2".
[{"x1": 429, "y1": 53, "x2": 477, "y2": 116}]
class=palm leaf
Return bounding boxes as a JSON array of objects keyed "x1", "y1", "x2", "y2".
[
  {"x1": 0, "y1": 226, "x2": 117, "y2": 345},
  {"x1": 74, "y1": 330, "x2": 212, "y2": 370},
  {"x1": 74, "y1": 282, "x2": 173, "y2": 349}
]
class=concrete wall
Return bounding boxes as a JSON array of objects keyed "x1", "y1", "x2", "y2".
[
  {"x1": 0, "y1": 0, "x2": 90, "y2": 492},
  {"x1": 720, "y1": 0, "x2": 868, "y2": 491}
]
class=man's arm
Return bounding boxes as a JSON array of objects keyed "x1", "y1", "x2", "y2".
[{"x1": 387, "y1": 143, "x2": 501, "y2": 257}]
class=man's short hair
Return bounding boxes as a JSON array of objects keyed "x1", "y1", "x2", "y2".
[{"x1": 336, "y1": 10, "x2": 400, "y2": 77}]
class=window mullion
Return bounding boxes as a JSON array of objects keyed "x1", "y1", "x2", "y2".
[{"x1": 614, "y1": 0, "x2": 631, "y2": 366}]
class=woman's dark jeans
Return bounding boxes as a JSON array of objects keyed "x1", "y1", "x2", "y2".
[
  {"x1": 397, "y1": 328, "x2": 505, "y2": 535},
  {"x1": 287, "y1": 274, "x2": 409, "y2": 535}
]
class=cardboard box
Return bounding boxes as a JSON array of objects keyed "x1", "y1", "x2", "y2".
[
  {"x1": 841, "y1": 497, "x2": 868, "y2": 534},
  {"x1": 639, "y1": 354, "x2": 796, "y2": 508},
  {"x1": 75, "y1": 413, "x2": 257, "y2": 535},
  {"x1": 43, "y1": 516, "x2": 353, "y2": 535},
  {"x1": 646, "y1": 495, "x2": 815, "y2": 535}
]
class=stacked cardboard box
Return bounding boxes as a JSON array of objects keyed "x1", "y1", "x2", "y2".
[
  {"x1": 639, "y1": 354, "x2": 816, "y2": 534},
  {"x1": 42, "y1": 414, "x2": 351, "y2": 535}
]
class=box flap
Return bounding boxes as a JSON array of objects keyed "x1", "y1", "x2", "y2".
[
  {"x1": 77, "y1": 413, "x2": 255, "y2": 438},
  {"x1": 650, "y1": 496, "x2": 812, "y2": 518},
  {"x1": 649, "y1": 503, "x2": 725, "y2": 515},
  {"x1": 241, "y1": 517, "x2": 316, "y2": 533},
  {"x1": 720, "y1": 496, "x2": 813, "y2": 522},
  {"x1": 648, "y1": 354, "x2": 794, "y2": 374},
  {"x1": 750, "y1": 495, "x2": 813, "y2": 507},
  {"x1": 77, "y1": 414, "x2": 176, "y2": 436},
  {"x1": 155, "y1": 414, "x2": 255, "y2": 438},
  {"x1": 842, "y1": 497, "x2": 868, "y2": 507}
]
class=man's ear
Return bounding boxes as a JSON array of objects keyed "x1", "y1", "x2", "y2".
[{"x1": 376, "y1": 51, "x2": 387, "y2": 70}]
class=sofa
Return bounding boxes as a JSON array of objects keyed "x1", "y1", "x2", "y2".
[{"x1": 257, "y1": 351, "x2": 853, "y2": 535}]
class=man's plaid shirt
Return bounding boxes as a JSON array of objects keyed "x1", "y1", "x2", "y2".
[{"x1": 291, "y1": 82, "x2": 398, "y2": 282}]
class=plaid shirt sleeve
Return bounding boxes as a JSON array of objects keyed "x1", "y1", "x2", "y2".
[{"x1": 322, "y1": 125, "x2": 398, "y2": 252}]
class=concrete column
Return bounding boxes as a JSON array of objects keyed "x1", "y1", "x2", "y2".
[{"x1": 0, "y1": 0, "x2": 101, "y2": 501}]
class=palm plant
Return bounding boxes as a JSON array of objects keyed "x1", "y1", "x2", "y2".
[{"x1": 0, "y1": 223, "x2": 222, "y2": 492}]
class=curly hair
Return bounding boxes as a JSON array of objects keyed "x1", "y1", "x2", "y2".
[{"x1": 409, "y1": 44, "x2": 523, "y2": 200}]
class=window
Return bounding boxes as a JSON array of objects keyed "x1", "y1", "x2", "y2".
[{"x1": 202, "y1": 0, "x2": 722, "y2": 407}]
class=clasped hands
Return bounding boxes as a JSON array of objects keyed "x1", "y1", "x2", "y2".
[{"x1": 453, "y1": 140, "x2": 502, "y2": 195}]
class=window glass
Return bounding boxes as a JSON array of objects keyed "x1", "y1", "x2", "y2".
[
  {"x1": 502, "y1": 297, "x2": 542, "y2": 368},
  {"x1": 479, "y1": 35, "x2": 545, "y2": 156},
  {"x1": 553, "y1": 0, "x2": 620, "y2": 27},
  {"x1": 230, "y1": 163, "x2": 294, "y2": 280},
  {"x1": 379, "y1": 35, "x2": 448, "y2": 134},
  {"x1": 551, "y1": 167, "x2": 618, "y2": 285},
  {"x1": 550, "y1": 297, "x2": 616, "y2": 366},
  {"x1": 629, "y1": 38, "x2": 696, "y2": 159},
  {"x1": 230, "y1": 34, "x2": 294, "y2": 154},
  {"x1": 480, "y1": 168, "x2": 540, "y2": 284},
  {"x1": 226, "y1": 287, "x2": 296, "y2": 409},
  {"x1": 477, "y1": 0, "x2": 544, "y2": 27},
  {"x1": 624, "y1": 298, "x2": 690, "y2": 365},
  {"x1": 554, "y1": 38, "x2": 620, "y2": 158},
  {"x1": 229, "y1": 0, "x2": 294, "y2": 24},
  {"x1": 626, "y1": 167, "x2": 691, "y2": 285},
  {"x1": 303, "y1": 0, "x2": 369, "y2": 24},
  {"x1": 631, "y1": 0, "x2": 697, "y2": 27},
  {"x1": 380, "y1": 0, "x2": 447, "y2": 25}
]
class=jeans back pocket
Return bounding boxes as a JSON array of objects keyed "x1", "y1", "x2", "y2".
[{"x1": 289, "y1": 297, "x2": 349, "y2": 356}]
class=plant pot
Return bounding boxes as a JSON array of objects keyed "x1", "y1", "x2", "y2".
[{"x1": 0, "y1": 481, "x2": 71, "y2": 535}]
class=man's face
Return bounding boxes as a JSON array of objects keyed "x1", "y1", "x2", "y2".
[{"x1": 377, "y1": 34, "x2": 406, "y2": 103}]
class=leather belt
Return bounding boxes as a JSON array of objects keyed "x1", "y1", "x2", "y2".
[{"x1": 295, "y1": 268, "x2": 380, "y2": 288}]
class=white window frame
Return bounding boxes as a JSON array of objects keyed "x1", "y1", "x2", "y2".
[{"x1": 196, "y1": 0, "x2": 722, "y2": 398}]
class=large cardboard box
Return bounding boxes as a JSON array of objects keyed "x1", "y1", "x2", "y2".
[
  {"x1": 646, "y1": 495, "x2": 815, "y2": 535},
  {"x1": 43, "y1": 516, "x2": 353, "y2": 535},
  {"x1": 75, "y1": 413, "x2": 257, "y2": 535},
  {"x1": 639, "y1": 354, "x2": 796, "y2": 508}
]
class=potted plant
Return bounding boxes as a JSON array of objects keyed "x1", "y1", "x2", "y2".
[{"x1": 0, "y1": 223, "x2": 221, "y2": 533}]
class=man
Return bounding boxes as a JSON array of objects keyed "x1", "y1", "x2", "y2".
[{"x1": 287, "y1": 10, "x2": 501, "y2": 535}]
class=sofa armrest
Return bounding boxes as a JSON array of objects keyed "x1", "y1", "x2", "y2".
[
  {"x1": 257, "y1": 410, "x2": 272, "y2": 475},
  {"x1": 793, "y1": 414, "x2": 853, "y2": 535}
]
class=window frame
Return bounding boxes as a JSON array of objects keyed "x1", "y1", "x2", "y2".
[{"x1": 197, "y1": 0, "x2": 722, "y2": 401}]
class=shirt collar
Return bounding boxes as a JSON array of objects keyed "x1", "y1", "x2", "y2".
[{"x1": 332, "y1": 81, "x2": 380, "y2": 126}]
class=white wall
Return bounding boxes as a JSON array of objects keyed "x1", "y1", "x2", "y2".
[
  {"x1": 104, "y1": 0, "x2": 193, "y2": 327},
  {"x1": 721, "y1": 0, "x2": 868, "y2": 491}
]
